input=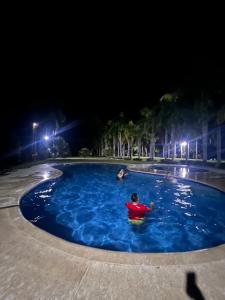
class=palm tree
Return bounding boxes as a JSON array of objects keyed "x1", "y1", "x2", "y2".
[
  {"x1": 159, "y1": 91, "x2": 181, "y2": 160},
  {"x1": 107, "y1": 120, "x2": 117, "y2": 157},
  {"x1": 123, "y1": 120, "x2": 136, "y2": 159},
  {"x1": 134, "y1": 122, "x2": 143, "y2": 158},
  {"x1": 49, "y1": 110, "x2": 66, "y2": 136},
  {"x1": 116, "y1": 112, "x2": 126, "y2": 158},
  {"x1": 101, "y1": 122, "x2": 112, "y2": 156},
  {"x1": 45, "y1": 110, "x2": 67, "y2": 157},
  {"x1": 175, "y1": 109, "x2": 196, "y2": 161},
  {"x1": 92, "y1": 118, "x2": 106, "y2": 156},
  {"x1": 194, "y1": 90, "x2": 213, "y2": 163},
  {"x1": 139, "y1": 107, "x2": 153, "y2": 158},
  {"x1": 105, "y1": 112, "x2": 126, "y2": 158},
  {"x1": 149, "y1": 110, "x2": 158, "y2": 160}
]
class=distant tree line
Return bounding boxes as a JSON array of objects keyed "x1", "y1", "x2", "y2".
[{"x1": 91, "y1": 88, "x2": 225, "y2": 164}]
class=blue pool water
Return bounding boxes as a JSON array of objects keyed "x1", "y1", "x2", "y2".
[{"x1": 20, "y1": 163, "x2": 225, "y2": 253}]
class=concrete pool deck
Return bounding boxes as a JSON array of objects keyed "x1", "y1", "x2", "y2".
[{"x1": 0, "y1": 161, "x2": 225, "y2": 299}]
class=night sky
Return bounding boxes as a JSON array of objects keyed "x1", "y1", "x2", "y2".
[{"x1": 1, "y1": 47, "x2": 225, "y2": 165}]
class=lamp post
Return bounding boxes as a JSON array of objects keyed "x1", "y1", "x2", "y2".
[{"x1": 32, "y1": 122, "x2": 38, "y2": 160}]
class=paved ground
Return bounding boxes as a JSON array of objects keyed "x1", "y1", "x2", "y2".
[{"x1": 0, "y1": 161, "x2": 225, "y2": 299}]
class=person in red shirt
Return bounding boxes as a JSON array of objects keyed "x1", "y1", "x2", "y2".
[{"x1": 126, "y1": 193, "x2": 154, "y2": 225}]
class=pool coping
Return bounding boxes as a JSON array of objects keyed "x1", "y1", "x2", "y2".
[
  {"x1": 127, "y1": 163, "x2": 225, "y2": 193},
  {"x1": 7, "y1": 161, "x2": 225, "y2": 266}
]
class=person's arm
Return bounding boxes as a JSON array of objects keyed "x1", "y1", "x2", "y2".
[
  {"x1": 149, "y1": 202, "x2": 154, "y2": 211},
  {"x1": 142, "y1": 203, "x2": 154, "y2": 212}
]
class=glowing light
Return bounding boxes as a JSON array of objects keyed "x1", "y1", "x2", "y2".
[
  {"x1": 180, "y1": 168, "x2": 187, "y2": 178},
  {"x1": 42, "y1": 172, "x2": 49, "y2": 180},
  {"x1": 181, "y1": 141, "x2": 187, "y2": 147},
  {"x1": 33, "y1": 122, "x2": 39, "y2": 129},
  {"x1": 180, "y1": 141, "x2": 187, "y2": 158},
  {"x1": 44, "y1": 135, "x2": 49, "y2": 141}
]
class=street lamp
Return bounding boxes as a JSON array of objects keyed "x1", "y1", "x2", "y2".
[{"x1": 32, "y1": 122, "x2": 39, "y2": 160}]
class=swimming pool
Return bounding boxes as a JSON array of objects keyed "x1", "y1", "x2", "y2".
[{"x1": 20, "y1": 163, "x2": 225, "y2": 253}]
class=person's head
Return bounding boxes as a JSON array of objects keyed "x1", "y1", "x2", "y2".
[{"x1": 131, "y1": 193, "x2": 138, "y2": 202}]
